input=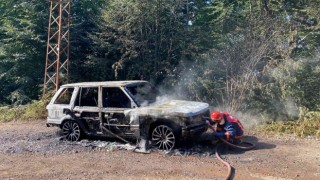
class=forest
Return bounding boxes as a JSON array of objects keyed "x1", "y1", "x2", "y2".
[{"x1": 0, "y1": 0, "x2": 319, "y2": 124}]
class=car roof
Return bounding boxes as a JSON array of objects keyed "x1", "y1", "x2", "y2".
[{"x1": 61, "y1": 80, "x2": 148, "y2": 88}]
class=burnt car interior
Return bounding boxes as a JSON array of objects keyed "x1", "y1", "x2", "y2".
[
  {"x1": 102, "y1": 87, "x2": 131, "y2": 108},
  {"x1": 75, "y1": 87, "x2": 99, "y2": 107},
  {"x1": 54, "y1": 88, "x2": 74, "y2": 104}
]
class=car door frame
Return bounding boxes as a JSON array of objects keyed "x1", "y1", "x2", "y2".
[
  {"x1": 101, "y1": 86, "x2": 139, "y2": 135},
  {"x1": 72, "y1": 85, "x2": 101, "y2": 131}
]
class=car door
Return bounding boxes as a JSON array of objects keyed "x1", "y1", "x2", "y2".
[
  {"x1": 101, "y1": 86, "x2": 135, "y2": 135},
  {"x1": 73, "y1": 86, "x2": 101, "y2": 131}
]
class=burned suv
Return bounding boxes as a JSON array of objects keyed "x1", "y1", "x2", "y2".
[{"x1": 46, "y1": 81, "x2": 209, "y2": 151}]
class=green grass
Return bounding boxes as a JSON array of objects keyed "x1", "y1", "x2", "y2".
[{"x1": 258, "y1": 111, "x2": 320, "y2": 138}]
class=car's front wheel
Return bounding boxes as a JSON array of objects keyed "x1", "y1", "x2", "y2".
[
  {"x1": 62, "y1": 120, "x2": 81, "y2": 141},
  {"x1": 151, "y1": 124, "x2": 178, "y2": 151}
]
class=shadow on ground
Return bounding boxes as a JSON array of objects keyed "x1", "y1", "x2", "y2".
[{"x1": 173, "y1": 132, "x2": 277, "y2": 157}]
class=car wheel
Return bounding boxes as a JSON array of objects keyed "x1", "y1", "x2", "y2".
[
  {"x1": 62, "y1": 120, "x2": 81, "y2": 141},
  {"x1": 151, "y1": 125, "x2": 177, "y2": 151}
]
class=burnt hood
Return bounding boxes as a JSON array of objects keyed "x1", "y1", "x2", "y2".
[{"x1": 125, "y1": 100, "x2": 209, "y2": 118}]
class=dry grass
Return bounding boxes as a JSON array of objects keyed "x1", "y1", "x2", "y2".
[{"x1": 0, "y1": 106, "x2": 26, "y2": 122}]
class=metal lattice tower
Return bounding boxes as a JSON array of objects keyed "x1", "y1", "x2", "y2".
[{"x1": 43, "y1": 0, "x2": 71, "y2": 95}]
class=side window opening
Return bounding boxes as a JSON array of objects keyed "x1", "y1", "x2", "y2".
[
  {"x1": 76, "y1": 87, "x2": 99, "y2": 107},
  {"x1": 102, "y1": 87, "x2": 131, "y2": 108},
  {"x1": 54, "y1": 88, "x2": 74, "y2": 104}
]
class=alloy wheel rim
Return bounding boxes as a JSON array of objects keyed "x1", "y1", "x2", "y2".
[
  {"x1": 152, "y1": 125, "x2": 175, "y2": 151},
  {"x1": 62, "y1": 121, "x2": 80, "y2": 141}
]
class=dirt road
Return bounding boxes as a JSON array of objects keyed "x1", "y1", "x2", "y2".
[{"x1": 0, "y1": 120, "x2": 319, "y2": 180}]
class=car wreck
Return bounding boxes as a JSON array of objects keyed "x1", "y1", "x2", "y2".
[{"x1": 46, "y1": 81, "x2": 210, "y2": 151}]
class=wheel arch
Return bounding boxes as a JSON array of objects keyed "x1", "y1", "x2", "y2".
[
  {"x1": 60, "y1": 118, "x2": 88, "y2": 135},
  {"x1": 60, "y1": 118, "x2": 72, "y2": 129}
]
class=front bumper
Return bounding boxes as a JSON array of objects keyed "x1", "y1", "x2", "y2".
[{"x1": 182, "y1": 122, "x2": 208, "y2": 139}]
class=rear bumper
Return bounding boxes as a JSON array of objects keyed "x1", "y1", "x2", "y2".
[
  {"x1": 182, "y1": 122, "x2": 208, "y2": 139},
  {"x1": 46, "y1": 123, "x2": 60, "y2": 127}
]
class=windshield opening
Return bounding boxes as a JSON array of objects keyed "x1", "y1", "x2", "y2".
[{"x1": 126, "y1": 83, "x2": 159, "y2": 107}]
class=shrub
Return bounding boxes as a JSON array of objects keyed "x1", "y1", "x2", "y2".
[
  {"x1": 0, "y1": 106, "x2": 26, "y2": 122},
  {"x1": 296, "y1": 111, "x2": 320, "y2": 137},
  {"x1": 259, "y1": 111, "x2": 320, "y2": 138},
  {"x1": 0, "y1": 94, "x2": 51, "y2": 122},
  {"x1": 21, "y1": 99, "x2": 49, "y2": 121}
]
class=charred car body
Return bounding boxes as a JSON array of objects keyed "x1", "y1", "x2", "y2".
[{"x1": 46, "y1": 81, "x2": 209, "y2": 151}]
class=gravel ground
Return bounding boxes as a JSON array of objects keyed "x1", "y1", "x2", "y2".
[{"x1": 0, "y1": 120, "x2": 319, "y2": 180}]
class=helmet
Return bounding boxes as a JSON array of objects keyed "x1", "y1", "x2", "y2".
[{"x1": 211, "y1": 112, "x2": 223, "y2": 123}]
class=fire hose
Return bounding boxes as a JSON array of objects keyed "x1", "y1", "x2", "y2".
[{"x1": 215, "y1": 137, "x2": 255, "y2": 180}]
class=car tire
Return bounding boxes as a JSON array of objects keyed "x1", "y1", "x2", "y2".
[
  {"x1": 62, "y1": 120, "x2": 82, "y2": 141},
  {"x1": 151, "y1": 124, "x2": 180, "y2": 151}
]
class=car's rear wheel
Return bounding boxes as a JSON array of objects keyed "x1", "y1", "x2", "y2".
[
  {"x1": 151, "y1": 125, "x2": 177, "y2": 151},
  {"x1": 62, "y1": 120, "x2": 81, "y2": 141}
]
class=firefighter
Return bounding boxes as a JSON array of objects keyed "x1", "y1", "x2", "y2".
[{"x1": 208, "y1": 111, "x2": 244, "y2": 144}]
